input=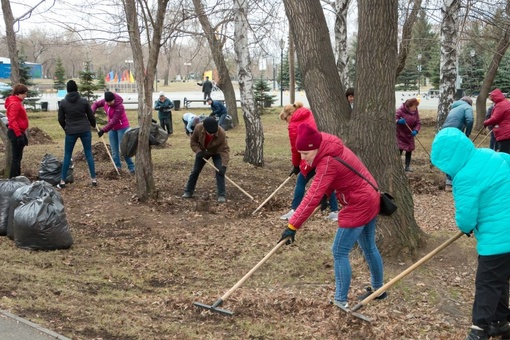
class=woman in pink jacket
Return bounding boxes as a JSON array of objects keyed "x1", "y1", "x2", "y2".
[
  {"x1": 483, "y1": 88, "x2": 510, "y2": 154},
  {"x1": 395, "y1": 98, "x2": 421, "y2": 172},
  {"x1": 92, "y1": 91, "x2": 135, "y2": 174},
  {"x1": 279, "y1": 123, "x2": 385, "y2": 310}
]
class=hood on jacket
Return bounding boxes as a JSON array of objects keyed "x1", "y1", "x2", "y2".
[
  {"x1": 450, "y1": 99, "x2": 471, "y2": 110},
  {"x1": 490, "y1": 88, "x2": 506, "y2": 103},
  {"x1": 398, "y1": 102, "x2": 419, "y2": 116},
  {"x1": 109, "y1": 93, "x2": 124, "y2": 107},
  {"x1": 4, "y1": 95, "x2": 21, "y2": 109},
  {"x1": 431, "y1": 127, "x2": 475, "y2": 177},
  {"x1": 65, "y1": 91, "x2": 81, "y2": 104}
]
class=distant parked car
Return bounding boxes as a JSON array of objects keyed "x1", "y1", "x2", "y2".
[{"x1": 0, "y1": 82, "x2": 12, "y2": 98}]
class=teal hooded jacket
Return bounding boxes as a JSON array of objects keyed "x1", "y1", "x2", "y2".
[{"x1": 431, "y1": 127, "x2": 510, "y2": 256}]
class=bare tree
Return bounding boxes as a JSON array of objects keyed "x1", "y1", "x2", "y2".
[
  {"x1": 192, "y1": 0, "x2": 239, "y2": 127},
  {"x1": 436, "y1": 0, "x2": 460, "y2": 129},
  {"x1": 474, "y1": 3, "x2": 510, "y2": 130},
  {"x1": 282, "y1": 0, "x2": 350, "y2": 136},
  {"x1": 122, "y1": 0, "x2": 169, "y2": 201},
  {"x1": 233, "y1": 0, "x2": 264, "y2": 166},
  {"x1": 395, "y1": 0, "x2": 423, "y2": 77}
]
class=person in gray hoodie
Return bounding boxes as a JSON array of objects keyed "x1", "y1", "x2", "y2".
[
  {"x1": 441, "y1": 96, "x2": 474, "y2": 189},
  {"x1": 57, "y1": 80, "x2": 97, "y2": 188}
]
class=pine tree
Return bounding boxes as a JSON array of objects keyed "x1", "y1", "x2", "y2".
[
  {"x1": 254, "y1": 75, "x2": 276, "y2": 110},
  {"x1": 18, "y1": 49, "x2": 39, "y2": 98},
  {"x1": 95, "y1": 68, "x2": 106, "y2": 91},
  {"x1": 79, "y1": 60, "x2": 98, "y2": 103},
  {"x1": 53, "y1": 57, "x2": 66, "y2": 90}
]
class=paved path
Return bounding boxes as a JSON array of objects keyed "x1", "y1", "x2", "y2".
[{"x1": 0, "y1": 310, "x2": 70, "y2": 340}]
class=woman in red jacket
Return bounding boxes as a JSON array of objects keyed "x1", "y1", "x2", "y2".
[
  {"x1": 4, "y1": 84, "x2": 29, "y2": 178},
  {"x1": 483, "y1": 88, "x2": 510, "y2": 154},
  {"x1": 279, "y1": 102, "x2": 338, "y2": 221},
  {"x1": 279, "y1": 123, "x2": 386, "y2": 310}
]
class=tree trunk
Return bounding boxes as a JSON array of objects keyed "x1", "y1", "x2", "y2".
[
  {"x1": 192, "y1": 0, "x2": 239, "y2": 128},
  {"x1": 436, "y1": 0, "x2": 460, "y2": 130},
  {"x1": 395, "y1": 0, "x2": 423, "y2": 78},
  {"x1": 1, "y1": 0, "x2": 20, "y2": 178},
  {"x1": 475, "y1": 17, "x2": 510, "y2": 130},
  {"x1": 334, "y1": 0, "x2": 351, "y2": 86},
  {"x1": 289, "y1": 34, "x2": 296, "y2": 104},
  {"x1": 123, "y1": 0, "x2": 169, "y2": 201},
  {"x1": 353, "y1": 0, "x2": 425, "y2": 257},
  {"x1": 233, "y1": 0, "x2": 264, "y2": 166},
  {"x1": 282, "y1": 0, "x2": 350, "y2": 136}
]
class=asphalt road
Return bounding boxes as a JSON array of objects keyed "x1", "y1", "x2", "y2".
[{"x1": 0, "y1": 309, "x2": 70, "y2": 340}]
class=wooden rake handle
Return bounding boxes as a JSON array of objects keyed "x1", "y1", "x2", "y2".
[
  {"x1": 96, "y1": 125, "x2": 121, "y2": 176},
  {"x1": 252, "y1": 175, "x2": 294, "y2": 215},
  {"x1": 202, "y1": 157, "x2": 254, "y2": 200},
  {"x1": 351, "y1": 230, "x2": 464, "y2": 312}
]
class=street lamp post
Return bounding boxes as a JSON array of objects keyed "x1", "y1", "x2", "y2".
[
  {"x1": 280, "y1": 39, "x2": 284, "y2": 107},
  {"x1": 417, "y1": 54, "x2": 422, "y2": 96}
]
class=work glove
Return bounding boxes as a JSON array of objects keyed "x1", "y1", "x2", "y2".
[
  {"x1": 465, "y1": 230, "x2": 473, "y2": 238},
  {"x1": 397, "y1": 118, "x2": 406, "y2": 125},
  {"x1": 320, "y1": 195, "x2": 329, "y2": 211},
  {"x1": 218, "y1": 166, "x2": 227, "y2": 176},
  {"x1": 151, "y1": 119, "x2": 158, "y2": 124},
  {"x1": 483, "y1": 120, "x2": 489, "y2": 127},
  {"x1": 278, "y1": 226, "x2": 296, "y2": 245},
  {"x1": 411, "y1": 130, "x2": 418, "y2": 137},
  {"x1": 97, "y1": 129, "x2": 104, "y2": 138},
  {"x1": 289, "y1": 166, "x2": 300, "y2": 177}
]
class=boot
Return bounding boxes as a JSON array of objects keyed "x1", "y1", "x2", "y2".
[
  {"x1": 466, "y1": 326, "x2": 488, "y2": 340},
  {"x1": 488, "y1": 321, "x2": 510, "y2": 338},
  {"x1": 405, "y1": 165, "x2": 412, "y2": 172}
]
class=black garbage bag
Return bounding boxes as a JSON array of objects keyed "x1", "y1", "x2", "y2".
[
  {"x1": 120, "y1": 123, "x2": 169, "y2": 158},
  {"x1": 14, "y1": 194, "x2": 73, "y2": 250},
  {"x1": 0, "y1": 176, "x2": 31, "y2": 236},
  {"x1": 121, "y1": 127, "x2": 139, "y2": 159},
  {"x1": 38, "y1": 154, "x2": 74, "y2": 186},
  {"x1": 6, "y1": 181, "x2": 62, "y2": 240},
  {"x1": 224, "y1": 115, "x2": 234, "y2": 131}
]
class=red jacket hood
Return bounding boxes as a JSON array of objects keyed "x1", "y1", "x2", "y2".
[{"x1": 491, "y1": 89, "x2": 506, "y2": 103}]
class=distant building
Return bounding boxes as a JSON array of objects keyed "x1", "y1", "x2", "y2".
[{"x1": 0, "y1": 57, "x2": 43, "y2": 79}]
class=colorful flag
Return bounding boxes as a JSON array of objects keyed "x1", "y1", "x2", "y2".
[
  {"x1": 105, "y1": 73, "x2": 110, "y2": 82},
  {"x1": 117, "y1": 72, "x2": 121, "y2": 83},
  {"x1": 113, "y1": 72, "x2": 118, "y2": 83},
  {"x1": 129, "y1": 71, "x2": 135, "y2": 83},
  {"x1": 108, "y1": 71, "x2": 114, "y2": 82}
]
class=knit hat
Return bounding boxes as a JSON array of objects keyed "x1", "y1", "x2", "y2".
[
  {"x1": 461, "y1": 96, "x2": 473, "y2": 105},
  {"x1": 104, "y1": 91, "x2": 115, "y2": 102},
  {"x1": 66, "y1": 80, "x2": 78, "y2": 93},
  {"x1": 203, "y1": 117, "x2": 218, "y2": 134},
  {"x1": 296, "y1": 123, "x2": 322, "y2": 151},
  {"x1": 159, "y1": 91, "x2": 165, "y2": 97}
]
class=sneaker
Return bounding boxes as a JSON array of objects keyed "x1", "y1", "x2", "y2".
[
  {"x1": 218, "y1": 196, "x2": 226, "y2": 203},
  {"x1": 280, "y1": 209, "x2": 295, "y2": 220},
  {"x1": 326, "y1": 211, "x2": 339, "y2": 221},
  {"x1": 182, "y1": 192, "x2": 193, "y2": 198},
  {"x1": 130, "y1": 170, "x2": 136, "y2": 176},
  {"x1": 331, "y1": 300, "x2": 349, "y2": 312},
  {"x1": 91, "y1": 180, "x2": 97, "y2": 187},
  {"x1": 488, "y1": 321, "x2": 510, "y2": 338},
  {"x1": 56, "y1": 183, "x2": 65, "y2": 189},
  {"x1": 466, "y1": 326, "x2": 488, "y2": 340},
  {"x1": 405, "y1": 166, "x2": 413, "y2": 172},
  {"x1": 356, "y1": 287, "x2": 388, "y2": 301}
]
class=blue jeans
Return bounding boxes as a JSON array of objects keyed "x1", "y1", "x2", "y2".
[
  {"x1": 109, "y1": 128, "x2": 135, "y2": 172},
  {"x1": 332, "y1": 217, "x2": 384, "y2": 302},
  {"x1": 291, "y1": 170, "x2": 338, "y2": 211},
  {"x1": 62, "y1": 131, "x2": 96, "y2": 181},
  {"x1": 217, "y1": 113, "x2": 227, "y2": 131},
  {"x1": 184, "y1": 153, "x2": 225, "y2": 197}
]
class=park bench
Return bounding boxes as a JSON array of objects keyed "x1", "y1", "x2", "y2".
[{"x1": 183, "y1": 97, "x2": 242, "y2": 109}]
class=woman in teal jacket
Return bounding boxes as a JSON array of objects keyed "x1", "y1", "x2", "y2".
[{"x1": 431, "y1": 127, "x2": 510, "y2": 340}]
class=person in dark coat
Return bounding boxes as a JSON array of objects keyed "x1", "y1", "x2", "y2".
[
  {"x1": 278, "y1": 123, "x2": 385, "y2": 310},
  {"x1": 58, "y1": 80, "x2": 97, "y2": 188},
  {"x1": 182, "y1": 117, "x2": 230, "y2": 202},
  {"x1": 202, "y1": 76, "x2": 213, "y2": 103},
  {"x1": 484, "y1": 104, "x2": 497, "y2": 151},
  {"x1": 206, "y1": 97, "x2": 228, "y2": 131},
  {"x1": 154, "y1": 92, "x2": 174, "y2": 135},
  {"x1": 395, "y1": 98, "x2": 421, "y2": 172},
  {"x1": 484, "y1": 88, "x2": 510, "y2": 154}
]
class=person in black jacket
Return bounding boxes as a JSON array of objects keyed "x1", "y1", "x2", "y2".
[
  {"x1": 202, "y1": 76, "x2": 213, "y2": 104},
  {"x1": 57, "y1": 80, "x2": 97, "y2": 188}
]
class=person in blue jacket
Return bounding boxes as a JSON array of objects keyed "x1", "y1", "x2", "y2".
[
  {"x1": 206, "y1": 97, "x2": 227, "y2": 130},
  {"x1": 441, "y1": 96, "x2": 474, "y2": 189},
  {"x1": 154, "y1": 92, "x2": 174, "y2": 135},
  {"x1": 431, "y1": 127, "x2": 510, "y2": 340}
]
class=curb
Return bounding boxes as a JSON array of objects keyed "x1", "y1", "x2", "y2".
[{"x1": 0, "y1": 309, "x2": 71, "y2": 340}]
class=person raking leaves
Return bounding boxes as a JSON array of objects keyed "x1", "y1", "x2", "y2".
[{"x1": 278, "y1": 123, "x2": 386, "y2": 311}]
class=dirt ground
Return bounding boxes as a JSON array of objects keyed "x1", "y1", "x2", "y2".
[{"x1": 0, "y1": 121, "x2": 486, "y2": 340}]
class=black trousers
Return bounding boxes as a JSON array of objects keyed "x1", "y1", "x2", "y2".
[
  {"x1": 472, "y1": 252, "x2": 510, "y2": 329},
  {"x1": 184, "y1": 153, "x2": 225, "y2": 197},
  {"x1": 498, "y1": 139, "x2": 510, "y2": 154},
  {"x1": 399, "y1": 149, "x2": 412, "y2": 167},
  {"x1": 7, "y1": 129, "x2": 26, "y2": 178}
]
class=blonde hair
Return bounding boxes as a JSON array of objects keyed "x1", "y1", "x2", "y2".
[{"x1": 279, "y1": 102, "x2": 304, "y2": 121}]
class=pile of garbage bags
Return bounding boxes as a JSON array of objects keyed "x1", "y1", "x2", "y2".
[
  {"x1": 121, "y1": 121, "x2": 169, "y2": 159},
  {"x1": 0, "y1": 177, "x2": 73, "y2": 250}
]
